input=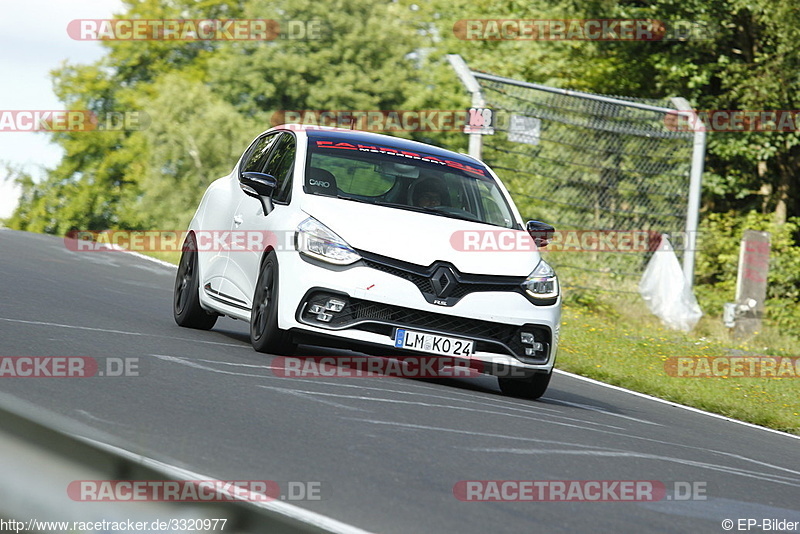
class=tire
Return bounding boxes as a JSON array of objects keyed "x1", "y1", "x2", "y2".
[
  {"x1": 250, "y1": 251, "x2": 296, "y2": 355},
  {"x1": 498, "y1": 371, "x2": 552, "y2": 400},
  {"x1": 174, "y1": 234, "x2": 218, "y2": 330}
]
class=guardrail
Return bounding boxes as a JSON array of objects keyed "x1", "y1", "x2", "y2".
[{"x1": 0, "y1": 393, "x2": 369, "y2": 534}]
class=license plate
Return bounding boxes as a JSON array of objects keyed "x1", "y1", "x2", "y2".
[{"x1": 393, "y1": 328, "x2": 474, "y2": 357}]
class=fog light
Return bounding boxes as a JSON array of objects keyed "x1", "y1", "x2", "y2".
[
  {"x1": 306, "y1": 295, "x2": 349, "y2": 323},
  {"x1": 521, "y1": 331, "x2": 544, "y2": 355},
  {"x1": 524, "y1": 343, "x2": 544, "y2": 355},
  {"x1": 326, "y1": 298, "x2": 346, "y2": 312},
  {"x1": 521, "y1": 332, "x2": 535, "y2": 344}
]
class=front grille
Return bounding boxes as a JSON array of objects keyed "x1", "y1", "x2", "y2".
[
  {"x1": 298, "y1": 290, "x2": 550, "y2": 363},
  {"x1": 450, "y1": 283, "x2": 510, "y2": 299},
  {"x1": 359, "y1": 251, "x2": 525, "y2": 306},
  {"x1": 363, "y1": 260, "x2": 434, "y2": 294}
]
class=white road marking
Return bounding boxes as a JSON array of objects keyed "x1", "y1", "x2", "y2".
[
  {"x1": 270, "y1": 387, "x2": 368, "y2": 412},
  {"x1": 545, "y1": 398, "x2": 662, "y2": 426},
  {"x1": 151, "y1": 354, "x2": 267, "y2": 378},
  {"x1": 465, "y1": 447, "x2": 800, "y2": 487},
  {"x1": 121, "y1": 249, "x2": 179, "y2": 270},
  {"x1": 345, "y1": 419, "x2": 620, "y2": 450},
  {"x1": 62, "y1": 242, "x2": 178, "y2": 271},
  {"x1": 348, "y1": 418, "x2": 800, "y2": 481},
  {"x1": 74, "y1": 409, "x2": 121, "y2": 426},
  {"x1": 555, "y1": 369, "x2": 800, "y2": 441},
  {"x1": 157, "y1": 356, "x2": 630, "y2": 430},
  {"x1": 257, "y1": 385, "x2": 627, "y2": 431},
  {"x1": 0, "y1": 317, "x2": 247, "y2": 349}
]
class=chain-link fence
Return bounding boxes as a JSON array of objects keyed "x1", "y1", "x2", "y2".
[{"x1": 449, "y1": 56, "x2": 702, "y2": 296}]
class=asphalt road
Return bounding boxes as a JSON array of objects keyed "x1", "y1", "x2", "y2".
[{"x1": 1, "y1": 228, "x2": 799, "y2": 533}]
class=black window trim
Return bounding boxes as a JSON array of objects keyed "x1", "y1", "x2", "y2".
[
  {"x1": 266, "y1": 132, "x2": 297, "y2": 206},
  {"x1": 239, "y1": 131, "x2": 282, "y2": 178},
  {"x1": 239, "y1": 130, "x2": 298, "y2": 206}
]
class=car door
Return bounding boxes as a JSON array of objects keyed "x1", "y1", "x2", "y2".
[
  {"x1": 222, "y1": 132, "x2": 297, "y2": 310},
  {"x1": 205, "y1": 131, "x2": 282, "y2": 312}
]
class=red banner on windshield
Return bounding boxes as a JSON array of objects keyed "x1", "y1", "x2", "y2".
[{"x1": 313, "y1": 140, "x2": 487, "y2": 177}]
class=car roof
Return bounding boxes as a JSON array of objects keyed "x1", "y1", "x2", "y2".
[{"x1": 272, "y1": 124, "x2": 480, "y2": 164}]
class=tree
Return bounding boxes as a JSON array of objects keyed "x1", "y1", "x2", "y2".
[{"x1": 9, "y1": 0, "x2": 429, "y2": 233}]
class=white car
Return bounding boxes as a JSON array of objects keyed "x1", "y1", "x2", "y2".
[{"x1": 173, "y1": 125, "x2": 561, "y2": 399}]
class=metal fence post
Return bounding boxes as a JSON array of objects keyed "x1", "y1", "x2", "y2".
[
  {"x1": 446, "y1": 54, "x2": 485, "y2": 160},
  {"x1": 672, "y1": 97, "x2": 707, "y2": 291}
]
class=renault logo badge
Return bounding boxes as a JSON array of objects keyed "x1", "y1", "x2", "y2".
[{"x1": 431, "y1": 266, "x2": 456, "y2": 298}]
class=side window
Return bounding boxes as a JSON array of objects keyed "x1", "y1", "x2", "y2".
[
  {"x1": 241, "y1": 133, "x2": 281, "y2": 175},
  {"x1": 263, "y1": 134, "x2": 296, "y2": 204}
]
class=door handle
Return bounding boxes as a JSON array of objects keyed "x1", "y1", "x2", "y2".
[{"x1": 233, "y1": 214, "x2": 243, "y2": 226}]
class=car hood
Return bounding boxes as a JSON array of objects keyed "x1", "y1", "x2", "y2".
[{"x1": 301, "y1": 195, "x2": 541, "y2": 277}]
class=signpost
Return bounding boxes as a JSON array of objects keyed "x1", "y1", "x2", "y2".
[{"x1": 732, "y1": 230, "x2": 771, "y2": 337}]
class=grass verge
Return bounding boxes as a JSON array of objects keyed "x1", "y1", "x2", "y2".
[{"x1": 557, "y1": 293, "x2": 800, "y2": 436}]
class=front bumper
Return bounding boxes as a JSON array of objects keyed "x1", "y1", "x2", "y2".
[{"x1": 276, "y1": 250, "x2": 561, "y2": 375}]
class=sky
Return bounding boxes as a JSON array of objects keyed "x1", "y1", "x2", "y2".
[{"x1": 0, "y1": 0, "x2": 123, "y2": 218}]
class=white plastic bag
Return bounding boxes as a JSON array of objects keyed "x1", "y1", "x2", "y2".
[{"x1": 639, "y1": 234, "x2": 703, "y2": 332}]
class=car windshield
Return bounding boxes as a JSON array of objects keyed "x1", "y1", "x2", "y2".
[{"x1": 304, "y1": 137, "x2": 517, "y2": 228}]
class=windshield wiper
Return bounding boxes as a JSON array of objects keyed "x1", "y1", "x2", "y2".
[
  {"x1": 335, "y1": 195, "x2": 374, "y2": 205},
  {"x1": 373, "y1": 200, "x2": 428, "y2": 213},
  {"x1": 374, "y1": 201, "x2": 478, "y2": 223},
  {"x1": 374, "y1": 200, "x2": 464, "y2": 218},
  {"x1": 421, "y1": 205, "x2": 481, "y2": 223}
]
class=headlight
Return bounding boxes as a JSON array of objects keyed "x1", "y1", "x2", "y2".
[
  {"x1": 523, "y1": 259, "x2": 559, "y2": 300},
  {"x1": 296, "y1": 217, "x2": 361, "y2": 265}
]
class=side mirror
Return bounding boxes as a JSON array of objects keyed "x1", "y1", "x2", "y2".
[
  {"x1": 241, "y1": 172, "x2": 277, "y2": 214},
  {"x1": 526, "y1": 220, "x2": 555, "y2": 248}
]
